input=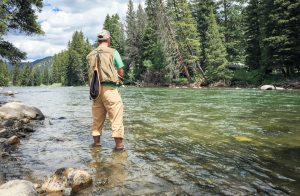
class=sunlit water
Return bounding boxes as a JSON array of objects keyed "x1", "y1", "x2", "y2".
[{"x1": 0, "y1": 86, "x2": 300, "y2": 195}]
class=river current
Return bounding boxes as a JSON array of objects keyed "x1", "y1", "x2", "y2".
[{"x1": 0, "y1": 86, "x2": 300, "y2": 195}]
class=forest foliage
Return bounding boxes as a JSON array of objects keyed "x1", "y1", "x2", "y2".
[{"x1": 3, "y1": 0, "x2": 300, "y2": 87}]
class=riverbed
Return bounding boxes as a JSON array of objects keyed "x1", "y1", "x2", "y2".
[{"x1": 0, "y1": 86, "x2": 300, "y2": 195}]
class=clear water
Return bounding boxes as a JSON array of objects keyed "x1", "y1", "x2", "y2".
[{"x1": 0, "y1": 87, "x2": 300, "y2": 195}]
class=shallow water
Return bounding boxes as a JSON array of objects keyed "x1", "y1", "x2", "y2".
[{"x1": 1, "y1": 86, "x2": 300, "y2": 195}]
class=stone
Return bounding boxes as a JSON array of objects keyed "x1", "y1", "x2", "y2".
[
  {"x1": 13, "y1": 121, "x2": 23, "y2": 128},
  {"x1": 0, "y1": 129, "x2": 6, "y2": 137},
  {"x1": 20, "y1": 118, "x2": 30, "y2": 124},
  {"x1": 14, "y1": 91, "x2": 19, "y2": 94},
  {"x1": 41, "y1": 168, "x2": 92, "y2": 194},
  {"x1": 63, "y1": 187, "x2": 74, "y2": 196},
  {"x1": 0, "y1": 87, "x2": 3, "y2": 92},
  {"x1": 3, "y1": 91, "x2": 14, "y2": 96},
  {"x1": 261, "y1": 85, "x2": 275, "y2": 90},
  {"x1": 6, "y1": 99, "x2": 21, "y2": 103},
  {"x1": 0, "y1": 138, "x2": 7, "y2": 143},
  {"x1": 235, "y1": 87, "x2": 241, "y2": 89},
  {"x1": 42, "y1": 120, "x2": 52, "y2": 125},
  {"x1": 236, "y1": 136, "x2": 252, "y2": 142},
  {"x1": 0, "y1": 119, "x2": 14, "y2": 127},
  {"x1": 0, "y1": 102, "x2": 44, "y2": 120},
  {"x1": 275, "y1": 87, "x2": 285, "y2": 90},
  {"x1": 0, "y1": 180, "x2": 38, "y2": 196},
  {"x1": 4, "y1": 136, "x2": 20, "y2": 145}
]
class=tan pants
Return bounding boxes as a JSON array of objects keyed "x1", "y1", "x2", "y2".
[{"x1": 91, "y1": 86, "x2": 124, "y2": 138}]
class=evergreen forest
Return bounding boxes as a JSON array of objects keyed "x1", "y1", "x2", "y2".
[{"x1": 1, "y1": 0, "x2": 300, "y2": 87}]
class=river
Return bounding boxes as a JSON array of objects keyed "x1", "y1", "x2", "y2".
[{"x1": 0, "y1": 86, "x2": 300, "y2": 195}]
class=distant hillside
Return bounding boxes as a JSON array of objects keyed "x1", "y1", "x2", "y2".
[
  {"x1": 6, "y1": 56, "x2": 53, "y2": 71},
  {"x1": 32, "y1": 56, "x2": 54, "y2": 72}
]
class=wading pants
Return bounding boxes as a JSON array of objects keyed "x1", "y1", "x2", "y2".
[{"x1": 91, "y1": 86, "x2": 124, "y2": 138}]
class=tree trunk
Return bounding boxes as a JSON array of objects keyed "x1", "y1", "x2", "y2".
[
  {"x1": 187, "y1": 45, "x2": 207, "y2": 80},
  {"x1": 159, "y1": 0, "x2": 192, "y2": 84}
]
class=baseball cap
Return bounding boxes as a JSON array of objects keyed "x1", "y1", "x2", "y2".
[{"x1": 97, "y1": 29, "x2": 111, "y2": 41}]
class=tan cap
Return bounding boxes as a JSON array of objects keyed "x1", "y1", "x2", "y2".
[{"x1": 97, "y1": 29, "x2": 111, "y2": 41}]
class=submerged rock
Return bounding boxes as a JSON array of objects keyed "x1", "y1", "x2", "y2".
[
  {"x1": 5, "y1": 135, "x2": 20, "y2": 145},
  {"x1": 236, "y1": 136, "x2": 252, "y2": 142},
  {"x1": 0, "y1": 119, "x2": 14, "y2": 127},
  {"x1": 0, "y1": 180, "x2": 38, "y2": 196},
  {"x1": 6, "y1": 99, "x2": 21, "y2": 103},
  {"x1": 41, "y1": 168, "x2": 92, "y2": 194},
  {"x1": 261, "y1": 85, "x2": 275, "y2": 90},
  {"x1": 3, "y1": 91, "x2": 14, "y2": 96},
  {"x1": 0, "y1": 102, "x2": 44, "y2": 120}
]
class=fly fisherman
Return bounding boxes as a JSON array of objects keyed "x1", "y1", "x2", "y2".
[{"x1": 86, "y1": 29, "x2": 125, "y2": 150}]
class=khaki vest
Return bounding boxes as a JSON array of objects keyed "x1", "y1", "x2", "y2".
[{"x1": 86, "y1": 47, "x2": 123, "y2": 87}]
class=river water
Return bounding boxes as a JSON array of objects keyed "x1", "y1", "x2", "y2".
[{"x1": 0, "y1": 86, "x2": 300, "y2": 195}]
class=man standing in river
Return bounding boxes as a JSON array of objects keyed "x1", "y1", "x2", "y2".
[{"x1": 86, "y1": 29, "x2": 125, "y2": 150}]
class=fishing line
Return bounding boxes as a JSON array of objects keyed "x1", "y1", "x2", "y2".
[{"x1": 137, "y1": 86, "x2": 152, "y2": 107}]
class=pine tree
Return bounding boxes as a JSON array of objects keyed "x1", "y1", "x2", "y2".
[
  {"x1": 168, "y1": 0, "x2": 200, "y2": 81},
  {"x1": 140, "y1": 23, "x2": 157, "y2": 64},
  {"x1": 43, "y1": 66, "x2": 49, "y2": 85},
  {"x1": 263, "y1": 0, "x2": 300, "y2": 77},
  {"x1": 192, "y1": 0, "x2": 215, "y2": 69},
  {"x1": 244, "y1": 0, "x2": 262, "y2": 70},
  {"x1": 20, "y1": 63, "x2": 31, "y2": 86},
  {"x1": 33, "y1": 67, "x2": 41, "y2": 86},
  {"x1": 216, "y1": 0, "x2": 246, "y2": 63},
  {"x1": 0, "y1": 60, "x2": 10, "y2": 86},
  {"x1": 205, "y1": 7, "x2": 232, "y2": 83}
]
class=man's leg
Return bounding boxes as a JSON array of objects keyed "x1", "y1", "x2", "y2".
[
  {"x1": 91, "y1": 96, "x2": 107, "y2": 146},
  {"x1": 102, "y1": 86, "x2": 124, "y2": 148}
]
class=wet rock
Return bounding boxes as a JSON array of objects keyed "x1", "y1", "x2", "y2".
[
  {"x1": 0, "y1": 102, "x2": 44, "y2": 120},
  {"x1": 236, "y1": 136, "x2": 252, "y2": 142},
  {"x1": 3, "y1": 91, "x2": 14, "y2": 96},
  {"x1": 58, "y1": 117, "x2": 66, "y2": 120},
  {"x1": 0, "y1": 87, "x2": 3, "y2": 92},
  {"x1": 41, "y1": 168, "x2": 92, "y2": 194},
  {"x1": 14, "y1": 91, "x2": 19, "y2": 94},
  {"x1": 0, "y1": 180, "x2": 38, "y2": 196},
  {"x1": 42, "y1": 120, "x2": 52, "y2": 125},
  {"x1": 4, "y1": 135, "x2": 20, "y2": 145},
  {"x1": 235, "y1": 87, "x2": 241, "y2": 89},
  {"x1": 6, "y1": 99, "x2": 21, "y2": 103},
  {"x1": 33, "y1": 183, "x2": 41, "y2": 189},
  {"x1": 275, "y1": 87, "x2": 285, "y2": 90},
  {"x1": 20, "y1": 118, "x2": 30, "y2": 124},
  {"x1": 13, "y1": 121, "x2": 23, "y2": 128},
  {"x1": 0, "y1": 119, "x2": 14, "y2": 127},
  {"x1": 261, "y1": 85, "x2": 275, "y2": 90},
  {"x1": 63, "y1": 187, "x2": 74, "y2": 196},
  {"x1": 0, "y1": 138, "x2": 6, "y2": 143},
  {"x1": 0, "y1": 129, "x2": 7, "y2": 137}
]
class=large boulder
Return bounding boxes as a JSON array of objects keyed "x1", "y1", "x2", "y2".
[
  {"x1": 0, "y1": 180, "x2": 38, "y2": 196},
  {"x1": 41, "y1": 168, "x2": 92, "y2": 194},
  {"x1": 261, "y1": 85, "x2": 275, "y2": 90},
  {"x1": 0, "y1": 102, "x2": 44, "y2": 120},
  {"x1": 3, "y1": 91, "x2": 14, "y2": 96}
]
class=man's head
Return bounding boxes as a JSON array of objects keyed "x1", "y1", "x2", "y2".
[{"x1": 97, "y1": 29, "x2": 111, "y2": 46}]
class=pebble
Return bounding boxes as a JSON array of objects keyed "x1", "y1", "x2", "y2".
[{"x1": 4, "y1": 136, "x2": 20, "y2": 145}]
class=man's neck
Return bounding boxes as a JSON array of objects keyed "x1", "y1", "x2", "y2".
[{"x1": 99, "y1": 43, "x2": 109, "y2": 47}]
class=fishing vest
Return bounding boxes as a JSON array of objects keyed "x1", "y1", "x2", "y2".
[{"x1": 86, "y1": 47, "x2": 123, "y2": 87}]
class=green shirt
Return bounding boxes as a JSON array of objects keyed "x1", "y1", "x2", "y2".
[{"x1": 88, "y1": 46, "x2": 124, "y2": 89}]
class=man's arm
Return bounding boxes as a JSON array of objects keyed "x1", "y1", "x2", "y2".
[{"x1": 118, "y1": 68, "x2": 124, "y2": 77}]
